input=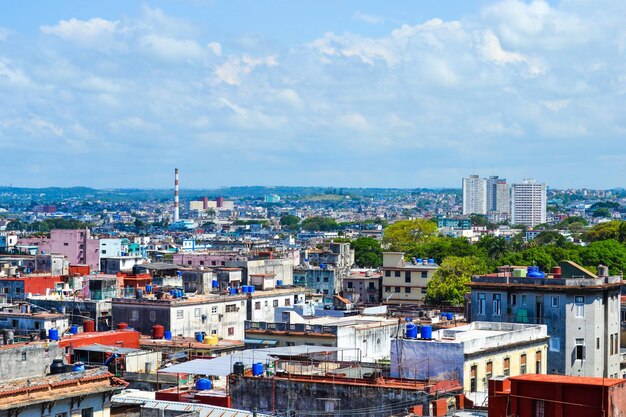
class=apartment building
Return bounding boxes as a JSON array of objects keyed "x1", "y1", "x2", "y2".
[
  {"x1": 381, "y1": 252, "x2": 438, "y2": 305},
  {"x1": 510, "y1": 179, "x2": 547, "y2": 228},
  {"x1": 469, "y1": 261, "x2": 621, "y2": 377}
]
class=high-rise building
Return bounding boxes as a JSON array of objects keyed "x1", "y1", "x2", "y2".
[
  {"x1": 462, "y1": 175, "x2": 487, "y2": 215},
  {"x1": 511, "y1": 179, "x2": 546, "y2": 228},
  {"x1": 486, "y1": 176, "x2": 510, "y2": 222}
]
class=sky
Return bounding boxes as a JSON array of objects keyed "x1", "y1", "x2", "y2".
[{"x1": 0, "y1": 0, "x2": 624, "y2": 190}]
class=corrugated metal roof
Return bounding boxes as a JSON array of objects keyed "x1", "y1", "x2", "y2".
[
  {"x1": 159, "y1": 345, "x2": 354, "y2": 376},
  {"x1": 112, "y1": 394, "x2": 272, "y2": 417}
]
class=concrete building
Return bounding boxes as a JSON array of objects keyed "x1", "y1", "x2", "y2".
[
  {"x1": 247, "y1": 287, "x2": 308, "y2": 323},
  {"x1": 245, "y1": 314, "x2": 399, "y2": 362},
  {"x1": 511, "y1": 179, "x2": 547, "y2": 228},
  {"x1": 0, "y1": 275, "x2": 64, "y2": 300},
  {"x1": 342, "y1": 269, "x2": 381, "y2": 304},
  {"x1": 0, "y1": 310, "x2": 69, "y2": 335},
  {"x1": 470, "y1": 261, "x2": 621, "y2": 378},
  {"x1": 0, "y1": 367, "x2": 127, "y2": 417},
  {"x1": 462, "y1": 175, "x2": 487, "y2": 215},
  {"x1": 112, "y1": 294, "x2": 248, "y2": 340},
  {"x1": 293, "y1": 266, "x2": 337, "y2": 304},
  {"x1": 391, "y1": 322, "x2": 548, "y2": 403},
  {"x1": 486, "y1": 176, "x2": 510, "y2": 222},
  {"x1": 0, "y1": 341, "x2": 62, "y2": 381},
  {"x1": 18, "y1": 229, "x2": 101, "y2": 271},
  {"x1": 99, "y1": 238, "x2": 123, "y2": 258},
  {"x1": 488, "y1": 374, "x2": 626, "y2": 417},
  {"x1": 100, "y1": 255, "x2": 144, "y2": 274},
  {"x1": 381, "y1": 252, "x2": 439, "y2": 305}
]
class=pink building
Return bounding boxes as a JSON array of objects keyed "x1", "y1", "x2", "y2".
[
  {"x1": 18, "y1": 229, "x2": 100, "y2": 272},
  {"x1": 173, "y1": 251, "x2": 244, "y2": 268}
]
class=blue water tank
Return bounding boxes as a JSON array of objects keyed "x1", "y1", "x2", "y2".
[
  {"x1": 48, "y1": 329, "x2": 59, "y2": 341},
  {"x1": 196, "y1": 378, "x2": 212, "y2": 391},
  {"x1": 406, "y1": 323, "x2": 418, "y2": 339},
  {"x1": 276, "y1": 280, "x2": 283, "y2": 286},
  {"x1": 320, "y1": 263, "x2": 325, "y2": 269},
  {"x1": 428, "y1": 258, "x2": 435, "y2": 264},
  {"x1": 446, "y1": 313, "x2": 454, "y2": 320},
  {"x1": 195, "y1": 332, "x2": 204, "y2": 343},
  {"x1": 229, "y1": 288, "x2": 237, "y2": 295},
  {"x1": 249, "y1": 286, "x2": 255, "y2": 293},
  {"x1": 242, "y1": 285, "x2": 249, "y2": 293},
  {"x1": 69, "y1": 325, "x2": 78, "y2": 335},
  {"x1": 527, "y1": 266, "x2": 545, "y2": 278},
  {"x1": 416, "y1": 258, "x2": 423, "y2": 264},
  {"x1": 420, "y1": 325, "x2": 432, "y2": 339},
  {"x1": 146, "y1": 285, "x2": 152, "y2": 294},
  {"x1": 178, "y1": 289, "x2": 185, "y2": 298},
  {"x1": 136, "y1": 289, "x2": 144, "y2": 299},
  {"x1": 73, "y1": 362, "x2": 85, "y2": 372},
  {"x1": 170, "y1": 289, "x2": 176, "y2": 297},
  {"x1": 252, "y1": 362, "x2": 264, "y2": 376},
  {"x1": 164, "y1": 331, "x2": 172, "y2": 340},
  {"x1": 211, "y1": 280, "x2": 219, "y2": 288}
]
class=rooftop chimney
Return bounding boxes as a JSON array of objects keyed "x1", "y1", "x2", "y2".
[{"x1": 174, "y1": 168, "x2": 180, "y2": 222}]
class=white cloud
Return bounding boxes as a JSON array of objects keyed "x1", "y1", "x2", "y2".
[
  {"x1": 40, "y1": 18, "x2": 119, "y2": 50},
  {"x1": 353, "y1": 11, "x2": 385, "y2": 25},
  {"x1": 215, "y1": 54, "x2": 278, "y2": 85},
  {"x1": 207, "y1": 42, "x2": 222, "y2": 56},
  {"x1": 0, "y1": 58, "x2": 32, "y2": 87},
  {"x1": 139, "y1": 34, "x2": 205, "y2": 61}
]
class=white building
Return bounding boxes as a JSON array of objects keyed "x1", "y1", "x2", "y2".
[
  {"x1": 511, "y1": 179, "x2": 547, "y2": 228},
  {"x1": 462, "y1": 175, "x2": 487, "y2": 215},
  {"x1": 486, "y1": 176, "x2": 510, "y2": 220}
]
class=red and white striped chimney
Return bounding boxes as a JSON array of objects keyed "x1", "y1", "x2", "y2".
[{"x1": 174, "y1": 168, "x2": 180, "y2": 222}]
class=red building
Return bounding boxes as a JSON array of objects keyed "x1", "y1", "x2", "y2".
[
  {"x1": 489, "y1": 374, "x2": 626, "y2": 417},
  {"x1": 58, "y1": 329, "x2": 141, "y2": 363}
]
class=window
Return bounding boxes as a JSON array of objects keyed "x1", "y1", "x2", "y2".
[
  {"x1": 493, "y1": 294, "x2": 502, "y2": 315},
  {"x1": 404, "y1": 287, "x2": 411, "y2": 293},
  {"x1": 187, "y1": 261, "x2": 192, "y2": 265},
  {"x1": 385, "y1": 286, "x2": 391, "y2": 292},
  {"x1": 470, "y1": 365, "x2": 477, "y2": 392},
  {"x1": 405, "y1": 271, "x2": 411, "y2": 283},
  {"x1": 323, "y1": 276, "x2": 329, "y2": 282},
  {"x1": 101, "y1": 249, "x2": 107, "y2": 254},
  {"x1": 478, "y1": 293, "x2": 486, "y2": 315},
  {"x1": 520, "y1": 354, "x2": 527, "y2": 374},
  {"x1": 575, "y1": 296, "x2": 584, "y2": 318},
  {"x1": 64, "y1": 242, "x2": 69, "y2": 246},
  {"x1": 264, "y1": 300, "x2": 269, "y2": 307},
  {"x1": 81, "y1": 408, "x2": 94, "y2": 417},
  {"x1": 510, "y1": 294, "x2": 517, "y2": 306},
  {"x1": 176, "y1": 310, "x2": 184, "y2": 319},
  {"x1": 228, "y1": 327, "x2": 234, "y2": 336},
  {"x1": 534, "y1": 400, "x2": 545, "y2": 417},
  {"x1": 211, "y1": 306, "x2": 218, "y2": 314},
  {"x1": 421, "y1": 271, "x2": 428, "y2": 278},
  {"x1": 551, "y1": 296, "x2": 559, "y2": 308},
  {"x1": 535, "y1": 351, "x2": 542, "y2": 374},
  {"x1": 225, "y1": 304, "x2": 237, "y2": 312},
  {"x1": 21, "y1": 352, "x2": 26, "y2": 361},
  {"x1": 347, "y1": 282, "x2": 353, "y2": 289},
  {"x1": 611, "y1": 334, "x2": 615, "y2": 355},
  {"x1": 486, "y1": 361, "x2": 493, "y2": 380},
  {"x1": 385, "y1": 270, "x2": 391, "y2": 277},
  {"x1": 395, "y1": 271, "x2": 401, "y2": 277},
  {"x1": 199, "y1": 261, "x2": 204, "y2": 266},
  {"x1": 421, "y1": 288, "x2": 427, "y2": 294},
  {"x1": 194, "y1": 308, "x2": 201, "y2": 317},
  {"x1": 273, "y1": 300, "x2": 279, "y2": 307},
  {"x1": 255, "y1": 302, "x2": 261, "y2": 310},
  {"x1": 503, "y1": 358, "x2": 510, "y2": 376},
  {"x1": 521, "y1": 294, "x2": 527, "y2": 307},
  {"x1": 212, "y1": 260, "x2": 217, "y2": 266},
  {"x1": 369, "y1": 282, "x2": 375, "y2": 289},
  {"x1": 285, "y1": 298, "x2": 291, "y2": 306},
  {"x1": 575, "y1": 339, "x2": 585, "y2": 361},
  {"x1": 395, "y1": 286, "x2": 401, "y2": 293}
]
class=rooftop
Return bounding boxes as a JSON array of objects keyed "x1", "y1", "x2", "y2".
[{"x1": 507, "y1": 373, "x2": 626, "y2": 387}]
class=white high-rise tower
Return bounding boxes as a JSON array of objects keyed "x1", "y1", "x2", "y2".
[
  {"x1": 511, "y1": 179, "x2": 547, "y2": 228},
  {"x1": 174, "y1": 168, "x2": 180, "y2": 222},
  {"x1": 462, "y1": 175, "x2": 487, "y2": 215}
]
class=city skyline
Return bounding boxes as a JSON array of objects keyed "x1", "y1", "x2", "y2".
[{"x1": 1, "y1": 0, "x2": 626, "y2": 189}]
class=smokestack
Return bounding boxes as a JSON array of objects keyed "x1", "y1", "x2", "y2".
[{"x1": 174, "y1": 168, "x2": 180, "y2": 222}]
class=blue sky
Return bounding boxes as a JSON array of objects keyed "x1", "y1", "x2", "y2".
[{"x1": 0, "y1": 0, "x2": 623, "y2": 189}]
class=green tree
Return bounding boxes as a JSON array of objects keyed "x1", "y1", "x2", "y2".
[
  {"x1": 300, "y1": 216, "x2": 340, "y2": 232},
  {"x1": 592, "y1": 207, "x2": 612, "y2": 218},
  {"x1": 533, "y1": 231, "x2": 566, "y2": 246},
  {"x1": 382, "y1": 219, "x2": 438, "y2": 251},
  {"x1": 280, "y1": 214, "x2": 300, "y2": 230},
  {"x1": 578, "y1": 239, "x2": 626, "y2": 275},
  {"x1": 351, "y1": 237, "x2": 383, "y2": 267},
  {"x1": 426, "y1": 256, "x2": 489, "y2": 306},
  {"x1": 476, "y1": 235, "x2": 510, "y2": 260},
  {"x1": 583, "y1": 221, "x2": 623, "y2": 242}
]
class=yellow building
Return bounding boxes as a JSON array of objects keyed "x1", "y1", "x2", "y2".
[
  {"x1": 381, "y1": 252, "x2": 438, "y2": 305},
  {"x1": 391, "y1": 322, "x2": 549, "y2": 404}
]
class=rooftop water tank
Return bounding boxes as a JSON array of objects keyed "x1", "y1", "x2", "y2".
[
  {"x1": 50, "y1": 358, "x2": 66, "y2": 375},
  {"x1": 196, "y1": 378, "x2": 212, "y2": 391},
  {"x1": 252, "y1": 362, "x2": 264, "y2": 376},
  {"x1": 233, "y1": 361, "x2": 245, "y2": 376},
  {"x1": 406, "y1": 322, "x2": 418, "y2": 339},
  {"x1": 420, "y1": 325, "x2": 432, "y2": 340}
]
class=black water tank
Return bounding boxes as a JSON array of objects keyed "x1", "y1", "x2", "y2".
[
  {"x1": 233, "y1": 361, "x2": 245, "y2": 376},
  {"x1": 50, "y1": 358, "x2": 67, "y2": 375},
  {"x1": 39, "y1": 328, "x2": 48, "y2": 341}
]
